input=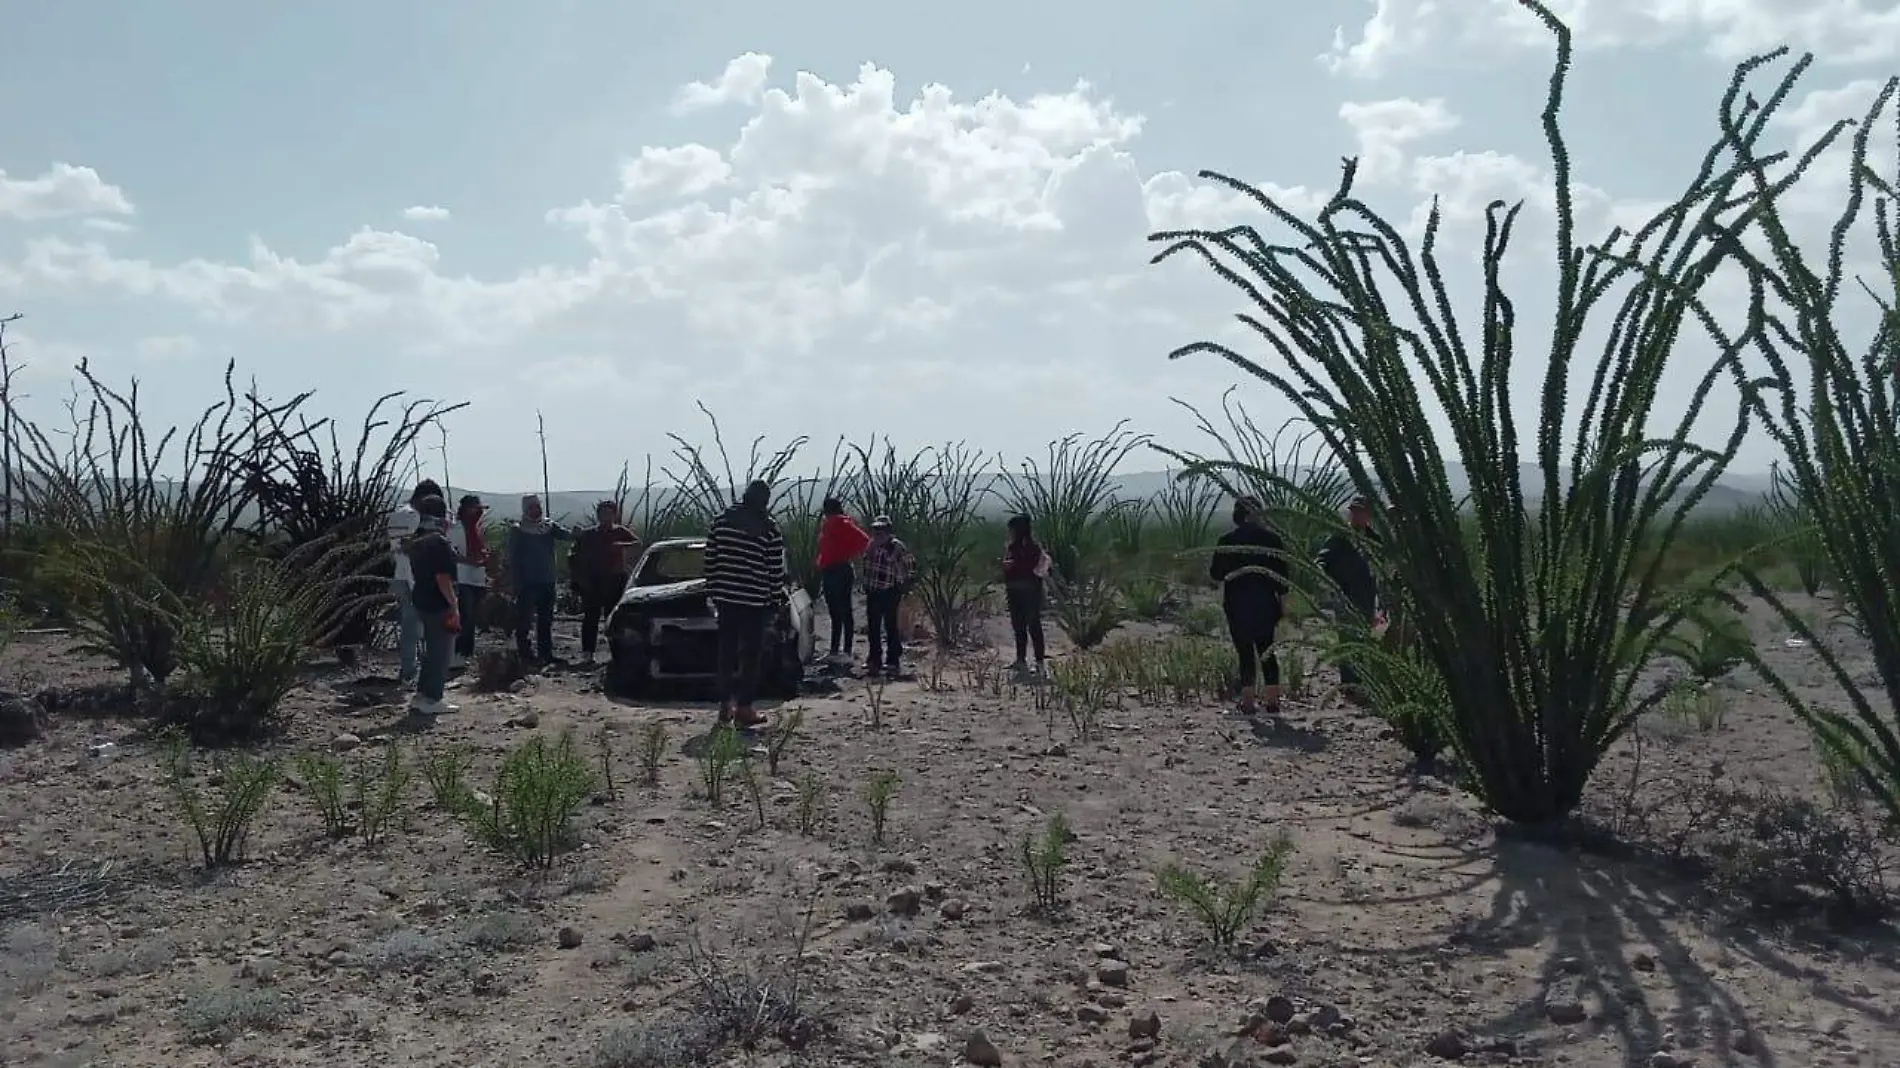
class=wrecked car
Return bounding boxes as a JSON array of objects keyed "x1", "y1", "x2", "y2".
[{"x1": 603, "y1": 537, "x2": 814, "y2": 696}]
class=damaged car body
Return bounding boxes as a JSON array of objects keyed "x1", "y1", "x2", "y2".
[{"x1": 603, "y1": 537, "x2": 814, "y2": 696}]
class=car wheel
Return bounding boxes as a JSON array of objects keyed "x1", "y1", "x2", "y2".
[
  {"x1": 763, "y1": 638, "x2": 803, "y2": 697},
  {"x1": 604, "y1": 623, "x2": 650, "y2": 697}
]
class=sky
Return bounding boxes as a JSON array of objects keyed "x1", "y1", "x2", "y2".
[{"x1": 2, "y1": 0, "x2": 1896, "y2": 492}]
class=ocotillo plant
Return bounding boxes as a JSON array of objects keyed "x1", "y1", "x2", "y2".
[{"x1": 1148, "y1": 1, "x2": 1811, "y2": 825}]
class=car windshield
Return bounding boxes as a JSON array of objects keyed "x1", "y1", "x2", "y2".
[{"x1": 636, "y1": 545, "x2": 705, "y2": 585}]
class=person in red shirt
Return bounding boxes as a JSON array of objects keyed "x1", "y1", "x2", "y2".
[
  {"x1": 1002, "y1": 513, "x2": 1050, "y2": 675},
  {"x1": 814, "y1": 496, "x2": 871, "y2": 664}
]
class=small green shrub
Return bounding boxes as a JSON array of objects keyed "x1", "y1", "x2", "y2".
[
  {"x1": 160, "y1": 730, "x2": 280, "y2": 869},
  {"x1": 636, "y1": 722, "x2": 668, "y2": 788},
  {"x1": 1155, "y1": 834, "x2": 1295, "y2": 952},
  {"x1": 1020, "y1": 812, "x2": 1070, "y2": 915},
  {"x1": 1052, "y1": 574, "x2": 1124, "y2": 650},
  {"x1": 293, "y1": 752, "x2": 350, "y2": 837},
  {"x1": 863, "y1": 770, "x2": 901, "y2": 845},
  {"x1": 460, "y1": 732, "x2": 596, "y2": 868},
  {"x1": 1659, "y1": 606, "x2": 1753, "y2": 683},
  {"x1": 354, "y1": 738, "x2": 412, "y2": 846},
  {"x1": 794, "y1": 771, "x2": 825, "y2": 836},
  {"x1": 766, "y1": 708, "x2": 803, "y2": 775},
  {"x1": 1660, "y1": 679, "x2": 1731, "y2": 733},
  {"x1": 699, "y1": 725, "x2": 747, "y2": 806},
  {"x1": 421, "y1": 744, "x2": 473, "y2": 809}
]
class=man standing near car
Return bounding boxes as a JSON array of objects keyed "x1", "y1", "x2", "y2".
[
  {"x1": 571, "y1": 500, "x2": 641, "y2": 664},
  {"x1": 705, "y1": 480, "x2": 787, "y2": 728}
]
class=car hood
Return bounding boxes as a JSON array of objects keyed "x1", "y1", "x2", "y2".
[{"x1": 617, "y1": 579, "x2": 710, "y2": 607}]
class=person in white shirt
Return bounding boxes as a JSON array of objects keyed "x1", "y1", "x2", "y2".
[
  {"x1": 387, "y1": 479, "x2": 442, "y2": 685},
  {"x1": 446, "y1": 494, "x2": 492, "y2": 669}
]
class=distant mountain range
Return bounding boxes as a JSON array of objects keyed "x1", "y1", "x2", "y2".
[{"x1": 457, "y1": 466, "x2": 1777, "y2": 524}]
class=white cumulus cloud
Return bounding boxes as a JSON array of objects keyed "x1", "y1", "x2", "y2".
[
  {"x1": 1325, "y1": 0, "x2": 1900, "y2": 78},
  {"x1": 401, "y1": 204, "x2": 452, "y2": 222},
  {"x1": 671, "y1": 52, "x2": 774, "y2": 113},
  {"x1": 0, "y1": 45, "x2": 1886, "y2": 486},
  {"x1": 0, "y1": 164, "x2": 134, "y2": 221}
]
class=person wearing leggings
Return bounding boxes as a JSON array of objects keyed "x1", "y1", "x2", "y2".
[
  {"x1": 1001, "y1": 514, "x2": 1049, "y2": 674},
  {"x1": 1209, "y1": 496, "x2": 1291, "y2": 716},
  {"x1": 814, "y1": 497, "x2": 870, "y2": 663}
]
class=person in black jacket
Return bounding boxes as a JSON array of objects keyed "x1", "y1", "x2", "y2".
[
  {"x1": 1318, "y1": 496, "x2": 1380, "y2": 688},
  {"x1": 1209, "y1": 496, "x2": 1292, "y2": 717}
]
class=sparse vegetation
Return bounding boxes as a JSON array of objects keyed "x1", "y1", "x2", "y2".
[
  {"x1": 1020, "y1": 811, "x2": 1071, "y2": 915},
  {"x1": 457, "y1": 732, "x2": 596, "y2": 868},
  {"x1": 8, "y1": 11, "x2": 1900, "y2": 1064},
  {"x1": 698, "y1": 724, "x2": 747, "y2": 806},
  {"x1": 294, "y1": 751, "x2": 350, "y2": 837},
  {"x1": 636, "y1": 722, "x2": 668, "y2": 787},
  {"x1": 354, "y1": 738, "x2": 412, "y2": 847},
  {"x1": 160, "y1": 729, "x2": 279, "y2": 868},
  {"x1": 862, "y1": 769, "x2": 900, "y2": 845},
  {"x1": 1155, "y1": 834, "x2": 1295, "y2": 952}
]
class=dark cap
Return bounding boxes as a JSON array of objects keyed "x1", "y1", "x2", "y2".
[{"x1": 415, "y1": 494, "x2": 448, "y2": 519}]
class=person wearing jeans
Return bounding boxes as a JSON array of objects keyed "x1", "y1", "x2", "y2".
[
  {"x1": 386, "y1": 478, "x2": 441, "y2": 685},
  {"x1": 860, "y1": 516, "x2": 916, "y2": 678},
  {"x1": 814, "y1": 496, "x2": 870, "y2": 663},
  {"x1": 706, "y1": 481, "x2": 787, "y2": 728},
  {"x1": 1001, "y1": 514, "x2": 1049, "y2": 675},
  {"x1": 448, "y1": 495, "x2": 491, "y2": 668},
  {"x1": 506, "y1": 494, "x2": 570, "y2": 663},
  {"x1": 1210, "y1": 496, "x2": 1291, "y2": 717},
  {"x1": 406, "y1": 494, "x2": 462, "y2": 715}
]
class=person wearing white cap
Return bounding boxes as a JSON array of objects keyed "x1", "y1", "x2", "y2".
[{"x1": 859, "y1": 515, "x2": 916, "y2": 677}]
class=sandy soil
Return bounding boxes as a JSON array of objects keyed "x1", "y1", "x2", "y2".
[{"x1": 2, "y1": 594, "x2": 1898, "y2": 1068}]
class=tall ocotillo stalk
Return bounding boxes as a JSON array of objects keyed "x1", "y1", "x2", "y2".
[
  {"x1": 536, "y1": 410, "x2": 551, "y2": 506},
  {"x1": 1147, "y1": 3, "x2": 1801, "y2": 825},
  {"x1": 435, "y1": 420, "x2": 452, "y2": 498},
  {"x1": 1724, "y1": 75, "x2": 1900, "y2": 817}
]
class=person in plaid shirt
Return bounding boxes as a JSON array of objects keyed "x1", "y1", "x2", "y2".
[{"x1": 860, "y1": 515, "x2": 916, "y2": 677}]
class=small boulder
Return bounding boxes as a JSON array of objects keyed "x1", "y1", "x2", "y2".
[{"x1": 962, "y1": 1029, "x2": 1003, "y2": 1066}]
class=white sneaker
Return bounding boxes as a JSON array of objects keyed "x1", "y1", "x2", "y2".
[
  {"x1": 411, "y1": 697, "x2": 460, "y2": 716},
  {"x1": 448, "y1": 653, "x2": 467, "y2": 670}
]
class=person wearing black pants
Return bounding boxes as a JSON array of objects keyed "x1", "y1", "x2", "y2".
[
  {"x1": 859, "y1": 515, "x2": 916, "y2": 677},
  {"x1": 1001, "y1": 514, "x2": 1048, "y2": 674},
  {"x1": 1317, "y1": 496, "x2": 1380, "y2": 688},
  {"x1": 706, "y1": 481, "x2": 788, "y2": 728},
  {"x1": 1209, "y1": 496, "x2": 1291, "y2": 717},
  {"x1": 814, "y1": 497, "x2": 870, "y2": 662}
]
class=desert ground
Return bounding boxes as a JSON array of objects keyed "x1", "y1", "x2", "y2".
[{"x1": 2, "y1": 594, "x2": 1897, "y2": 1068}]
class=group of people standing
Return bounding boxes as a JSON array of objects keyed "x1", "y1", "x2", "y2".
[
  {"x1": 384, "y1": 473, "x2": 1383, "y2": 726},
  {"x1": 385, "y1": 480, "x2": 643, "y2": 715},
  {"x1": 1210, "y1": 493, "x2": 1386, "y2": 718}
]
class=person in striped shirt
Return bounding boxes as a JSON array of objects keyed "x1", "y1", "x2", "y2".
[{"x1": 705, "y1": 480, "x2": 788, "y2": 728}]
